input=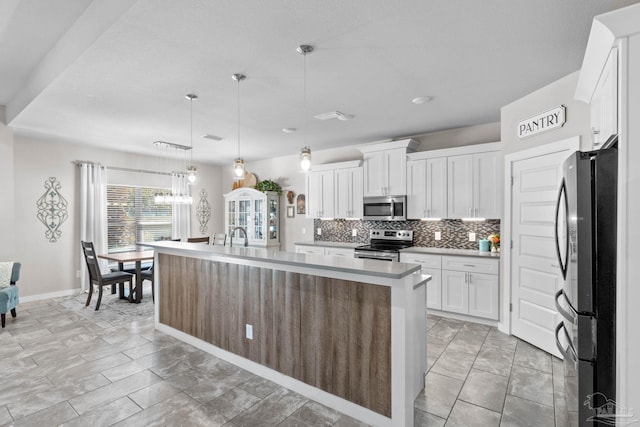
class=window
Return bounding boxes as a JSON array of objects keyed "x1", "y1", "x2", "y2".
[{"x1": 107, "y1": 185, "x2": 172, "y2": 252}]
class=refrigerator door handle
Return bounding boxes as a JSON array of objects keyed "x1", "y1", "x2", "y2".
[
  {"x1": 554, "y1": 289, "x2": 576, "y2": 323},
  {"x1": 555, "y1": 322, "x2": 578, "y2": 365},
  {"x1": 554, "y1": 179, "x2": 569, "y2": 280}
]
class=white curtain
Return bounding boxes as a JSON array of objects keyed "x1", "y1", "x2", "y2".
[
  {"x1": 171, "y1": 173, "x2": 191, "y2": 240},
  {"x1": 79, "y1": 163, "x2": 108, "y2": 292}
]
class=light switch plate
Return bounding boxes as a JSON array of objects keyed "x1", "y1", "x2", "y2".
[
  {"x1": 317, "y1": 228, "x2": 322, "y2": 236},
  {"x1": 352, "y1": 229, "x2": 357, "y2": 237},
  {"x1": 434, "y1": 231, "x2": 441, "y2": 241},
  {"x1": 469, "y1": 232, "x2": 476, "y2": 242},
  {"x1": 246, "y1": 324, "x2": 253, "y2": 340},
  {"x1": 301, "y1": 227, "x2": 306, "y2": 235}
]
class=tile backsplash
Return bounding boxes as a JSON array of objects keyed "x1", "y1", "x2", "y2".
[{"x1": 313, "y1": 219, "x2": 501, "y2": 250}]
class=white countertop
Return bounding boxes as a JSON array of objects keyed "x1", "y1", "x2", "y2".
[
  {"x1": 295, "y1": 241, "x2": 500, "y2": 258},
  {"x1": 400, "y1": 246, "x2": 501, "y2": 258},
  {"x1": 294, "y1": 241, "x2": 363, "y2": 248},
  {"x1": 143, "y1": 241, "x2": 421, "y2": 279}
]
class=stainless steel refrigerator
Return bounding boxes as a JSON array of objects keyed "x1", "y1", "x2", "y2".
[{"x1": 554, "y1": 143, "x2": 617, "y2": 426}]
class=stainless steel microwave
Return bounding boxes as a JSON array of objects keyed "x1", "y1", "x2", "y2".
[{"x1": 363, "y1": 196, "x2": 406, "y2": 221}]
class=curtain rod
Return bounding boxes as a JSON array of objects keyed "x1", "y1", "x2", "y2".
[{"x1": 73, "y1": 161, "x2": 173, "y2": 176}]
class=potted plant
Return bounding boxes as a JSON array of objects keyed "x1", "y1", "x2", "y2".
[{"x1": 255, "y1": 179, "x2": 282, "y2": 195}]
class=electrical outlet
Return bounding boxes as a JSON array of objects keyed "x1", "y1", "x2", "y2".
[
  {"x1": 352, "y1": 229, "x2": 357, "y2": 237},
  {"x1": 469, "y1": 232, "x2": 476, "y2": 242},
  {"x1": 245, "y1": 324, "x2": 253, "y2": 340},
  {"x1": 317, "y1": 228, "x2": 322, "y2": 236},
  {"x1": 434, "y1": 232, "x2": 441, "y2": 241}
]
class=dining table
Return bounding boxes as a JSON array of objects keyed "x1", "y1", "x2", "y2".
[{"x1": 98, "y1": 250, "x2": 154, "y2": 303}]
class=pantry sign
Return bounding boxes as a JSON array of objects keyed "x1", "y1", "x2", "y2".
[{"x1": 518, "y1": 105, "x2": 566, "y2": 138}]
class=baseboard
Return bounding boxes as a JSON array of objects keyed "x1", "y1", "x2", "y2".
[
  {"x1": 20, "y1": 288, "x2": 82, "y2": 303},
  {"x1": 427, "y1": 309, "x2": 500, "y2": 328}
]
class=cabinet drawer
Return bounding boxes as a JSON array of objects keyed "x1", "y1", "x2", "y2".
[
  {"x1": 325, "y1": 248, "x2": 355, "y2": 258},
  {"x1": 441, "y1": 256, "x2": 498, "y2": 275},
  {"x1": 295, "y1": 245, "x2": 325, "y2": 255},
  {"x1": 400, "y1": 253, "x2": 441, "y2": 269}
]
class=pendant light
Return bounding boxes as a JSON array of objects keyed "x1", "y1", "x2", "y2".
[
  {"x1": 232, "y1": 73, "x2": 246, "y2": 180},
  {"x1": 185, "y1": 93, "x2": 198, "y2": 184},
  {"x1": 297, "y1": 44, "x2": 313, "y2": 172}
]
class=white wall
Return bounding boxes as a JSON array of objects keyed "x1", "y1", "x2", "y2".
[
  {"x1": 0, "y1": 106, "x2": 16, "y2": 261},
  {"x1": 13, "y1": 135, "x2": 223, "y2": 298},
  {"x1": 501, "y1": 72, "x2": 592, "y2": 154},
  {"x1": 222, "y1": 123, "x2": 501, "y2": 253}
]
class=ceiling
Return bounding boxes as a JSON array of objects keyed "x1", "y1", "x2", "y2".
[{"x1": 0, "y1": 0, "x2": 636, "y2": 165}]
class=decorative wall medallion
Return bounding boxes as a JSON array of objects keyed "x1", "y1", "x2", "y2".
[
  {"x1": 196, "y1": 188, "x2": 212, "y2": 233},
  {"x1": 36, "y1": 177, "x2": 69, "y2": 242}
]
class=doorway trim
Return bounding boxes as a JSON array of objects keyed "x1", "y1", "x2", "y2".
[{"x1": 499, "y1": 136, "x2": 581, "y2": 335}]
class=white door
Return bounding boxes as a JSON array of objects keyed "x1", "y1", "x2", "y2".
[
  {"x1": 424, "y1": 268, "x2": 442, "y2": 310},
  {"x1": 511, "y1": 148, "x2": 574, "y2": 357},
  {"x1": 426, "y1": 157, "x2": 447, "y2": 219},
  {"x1": 335, "y1": 167, "x2": 363, "y2": 219}
]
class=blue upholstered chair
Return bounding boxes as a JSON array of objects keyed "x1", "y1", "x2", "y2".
[{"x1": 0, "y1": 262, "x2": 21, "y2": 328}]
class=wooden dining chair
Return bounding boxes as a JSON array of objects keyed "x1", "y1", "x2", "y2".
[
  {"x1": 187, "y1": 236, "x2": 210, "y2": 244},
  {"x1": 213, "y1": 233, "x2": 227, "y2": 246},
  {"x1": 81, "y1": 241, "x2": 134, "y2": 310}
]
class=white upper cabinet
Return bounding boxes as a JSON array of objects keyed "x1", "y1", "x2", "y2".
[
  {"x1": 408, "y1": 142, "x2": 501, "y2": 220},
  {"x1": 447, "y1": 154, "x2": 475, "y2": 219},
  {"x1": 590, "y1": 48, "x2": 618, "y2": 149},
  {"x1": 334, "y1": 167, "x2": 363, "y2": 219},
  {"x1": 306, "y1": 170, "x2": 334, "y2": 219},
  {"x1": 359, "y1": 139, "x2": 418, "y2": 197},
  {"x1": 306, "y1": 160, "x2": 363, "y2": 220},
  {"x1": 407, "y1": 157, "x2": 447, "y2": 219},
  {"x1": 448, "y1": 150, "x2": 502, "y2": 219},
  {"x1": 473, "y1": 151, "x2": 502, "y2": 219}
]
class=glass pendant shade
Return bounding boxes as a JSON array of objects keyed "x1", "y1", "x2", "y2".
[
  {"x1": 233, "y1": 158, "x2": 245, "y2": 180},
  {"x1": 187, "y1": 165, "x2": 197, "y2": 183},
  {"x1": 300, "y1": 146, "x2": 311, "y2": 171}
]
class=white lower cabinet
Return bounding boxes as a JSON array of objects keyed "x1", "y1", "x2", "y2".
[
  {"x1": 400, "y1": 253, "x2": 442, "y2": 310},
  {"x1": 401, "y1": 252, "x2": 499, "y2": 320},
  {"x1": 467, "y1": 272, "x2": 499, "y2": 319},
  {"x1": 442, "y1": 270, "x2": 469, "y2": 314}
]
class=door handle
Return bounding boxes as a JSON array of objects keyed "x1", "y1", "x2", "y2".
[
  {"x1": 554, "y1": 179, "x2": 569, "y2": 280},
  {"x1": 555, "y1": 322, "x2": 578, "y2": 365},
  {"x1": 554, "y1": 289, "x2": 576, "y2": 323}
]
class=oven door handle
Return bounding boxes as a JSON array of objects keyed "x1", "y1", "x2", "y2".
[
  {"x1": 555, "y1": 322, "x2": 578, "y2": 365},
  {"x1": 355, "y1": 254, "x2": 396, "y2": 261}
]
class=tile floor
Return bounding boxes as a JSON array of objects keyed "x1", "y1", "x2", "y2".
[
  {"x1": 0, "y1": 290, "x2": 567, "y2": 426},
  {"x1": 415, "y1": 314, "x2": 569, "y2": 427}
]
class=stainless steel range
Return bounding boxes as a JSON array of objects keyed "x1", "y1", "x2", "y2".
[{"x1": 354, "y1": 229, "x2": 414, "y2": 262}]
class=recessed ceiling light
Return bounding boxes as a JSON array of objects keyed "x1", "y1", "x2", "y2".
[
  {"x1": 282, "y1": 128, "x2": 297, "y2": 133},
  {"x1": 412, "y1": 96, "x2": 434, "y2": 105},
  {"x1": 202, "y1": 134, "x2": 223, "y2": 141}
]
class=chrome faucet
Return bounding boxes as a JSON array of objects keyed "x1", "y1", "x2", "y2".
[{"x1": 230, "y1": 226, "x2": 249, "y2": 247}]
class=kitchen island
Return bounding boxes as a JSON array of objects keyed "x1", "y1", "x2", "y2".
[{"x1": 144, "y1": 241, "x2": 428, "y2": 427}]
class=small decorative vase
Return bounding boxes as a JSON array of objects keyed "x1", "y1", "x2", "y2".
[{"x1": 491, "y1": 244, "x2": 498, "y2": 253}]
